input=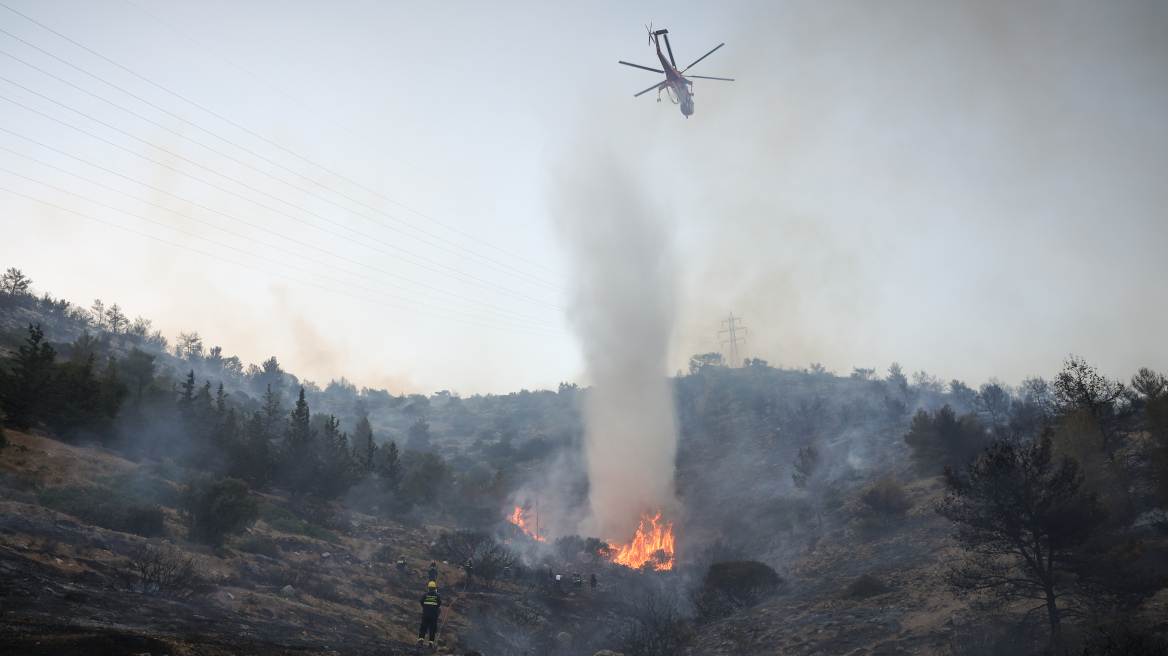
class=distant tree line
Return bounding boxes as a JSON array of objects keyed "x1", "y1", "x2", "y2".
[{"x1": 0, "y1": 321, "x2": 516, "y2": 522}]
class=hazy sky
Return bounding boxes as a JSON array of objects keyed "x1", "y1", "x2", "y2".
[{"x1": 1, "y1": 0, "x2": 1165, "y2": 394}]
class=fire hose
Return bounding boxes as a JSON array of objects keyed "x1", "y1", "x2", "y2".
[{"x1": 434, "y1": 571, "x2": 467, "y2": 648}]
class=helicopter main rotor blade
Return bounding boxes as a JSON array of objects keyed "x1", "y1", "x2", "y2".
[
  {"x1": 687, "y1": 75, "x2": 735, "y2": 81},
  {"x1": 619, "y1": 61, "x2": 665, "y2": 74},
  {"x1": 662, "y1": 33, "x2": 677, "y2": 68},
  {"x1": 681, "y1": 43, "x2": 725, "y2": 73},
  {"x1": 634, "y1": 80, "x2": 666, "y2": 97}
]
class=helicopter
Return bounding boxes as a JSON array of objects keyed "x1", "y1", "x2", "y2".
[{"x1": 618, "y1": 26, "x2": 734, "y2": 118}]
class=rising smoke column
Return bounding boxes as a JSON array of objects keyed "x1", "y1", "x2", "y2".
[{"x1": 556, "y1": 144, "x2": 680, "y2": 542}]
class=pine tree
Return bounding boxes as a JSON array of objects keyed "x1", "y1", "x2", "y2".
[
  {"x1": 0, "y1": 324, "x2": 57, "y2": 428},
  {"x1": 406, "y1": 416, "x2": 432, "y2": 451},
  {"x1": 353, "y1": 415, "x2": 377, "y2": 473},
  {"x1": 379, "y1": 440, "x2": 402, "y2": 492},
  {"x1": 316, "y1": 414, "x2": 355, "y2": 498},
  {"x1": 281, "y1": 388, "x2": 318, "y2": 494}
]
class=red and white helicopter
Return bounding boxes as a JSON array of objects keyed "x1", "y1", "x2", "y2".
[{"x1": 619, "y1": 26, "x2": 734, "y2": 118}]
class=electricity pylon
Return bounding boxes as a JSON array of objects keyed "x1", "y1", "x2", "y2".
[{"x1": 719, "y1": 312, "x2": 747, "y2": 367}]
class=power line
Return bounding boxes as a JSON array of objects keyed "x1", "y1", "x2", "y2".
[
  {"x1": 719, "y1": 312, "x2": 747, "y2": 368},
  {"x1": 117, "y1": 0, "x2": 566, "y2": 250},
  {"x1": 0, "y1": 180, "x2": 572, "y2": 338},
  {"x1": 0, "y1": 139, "x2": 568, "y2": 332},
  {"x1": 0, "y1": 43, "x2": 566, "y2": 294},
  {"x1": 0, "y1": 89, "x2": 564, "y2": 312},
  {"x1": 0, "y1": 2, "x2": 572, "y2": 282},
  {"x1": 0, "y1": 125, "x2": 567, "y2": 328}
]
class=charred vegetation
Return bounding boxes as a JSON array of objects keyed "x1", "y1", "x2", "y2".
[{"x1": 2, "y1": 272, "x2": 1167, "y2": 653}]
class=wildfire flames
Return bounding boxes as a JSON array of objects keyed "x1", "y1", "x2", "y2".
[
  {"x1": 509, "y1": 506, "x2": 546, "y2": 542},
  {"x1": 611, "y1": 510, "x2": 675, "y2": 571}
]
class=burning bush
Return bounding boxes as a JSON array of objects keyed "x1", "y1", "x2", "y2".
[
  {"x1": 612, "y1": 511, "x2": 676, "y2": 570},
  {"x1": 691, "y1": 560, "x2": 784, "y2": 622}
]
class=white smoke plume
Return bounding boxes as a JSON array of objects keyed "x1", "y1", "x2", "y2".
[{"x1": 555, "y1": 140, "x2": 680, "y2": 542}]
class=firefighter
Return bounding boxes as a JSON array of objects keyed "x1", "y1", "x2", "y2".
[
  {"x1": 465, "y1": 557, "x2": 474, "y2": 583},
  {"x1": 396, "y1": 554, "x2": 406, "y2": 573},
  {"x1": 428, "y1": 561, "x2": 438, "y2": 582},
  {"x1": 590, "y1": 573, "x2": 597, "y2": 590},
  {"x1": 514, "y1": 563, "x2": 523, "y2": 584},
  {"x1": 503, "y1": 562, "x2": 512, "y2": 581},
  {"x1": 417, "y1": 581, "x2": 441, "y2": 649},
  {"x1": 572, "y1": 572, "x2": 582, "y2": 589}
]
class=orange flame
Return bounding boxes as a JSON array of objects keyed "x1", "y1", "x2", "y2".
[
  {"x1": 509, "y1": 506, "x2": 547, "y2": 542},
  {"x1": 611, "y1": 510, "x2": 675, "y2": 571}
]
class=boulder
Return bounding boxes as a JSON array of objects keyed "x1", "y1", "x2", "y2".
[
  {"x1": 555, "y1": 632, "x2": 572, "y2": 648},
  {"x1": 280, "y1": 585, "x2": 296, "y2": 597}
]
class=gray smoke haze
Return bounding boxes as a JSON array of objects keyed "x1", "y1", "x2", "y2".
[
  {"x1": 555, "y1": 140, "x2": 680, "y2": 542},
  {"x1": 666, "y1": 0, "x2": 1168, "y2": 381}
]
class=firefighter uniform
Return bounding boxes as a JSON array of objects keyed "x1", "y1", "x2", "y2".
[
  {"x1": 417, "y1": 582, "x2": 441, "y2": 648},
  {"x1": 572, "y1": 573, "x2": 582, "y2": 589},
  {"x1": 396, "y1": 555, "x2": 406, "y2": 572},
  {"x1": 428, "y1": 562, "x2": 438, "y2": 582}
]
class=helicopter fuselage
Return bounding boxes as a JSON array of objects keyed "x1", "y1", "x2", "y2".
[{"x1": 652, "y1": 33, "x2": 694, "y2": 116}]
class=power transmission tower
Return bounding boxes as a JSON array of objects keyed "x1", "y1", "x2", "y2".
[{"x1": 719, "y1": 312, "x2": 747, "y2": 367}]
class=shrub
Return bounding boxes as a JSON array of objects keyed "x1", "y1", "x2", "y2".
[
  {"x1": 0, "y1": 471, "x2": 43, "y2": 493},
  {"x1": 620, "y1": 590, "x2": 691, "y2": 656},
  {"x1": 841, "y1": 573, "x2": 888, "y2": 599},
  {"x1": 691, "y1": 560, "x2": 784, "y2": 622},
  {"x1": 857, "y1": 476, "x2": 913, "y2": 526},
  {"x1": 180, "y1": 473, "x2": 259, "y2": 545},
  {"x1": 435, "y1": 528, "x2": 493, "y2": 562},
  {"x1": 268, "y1": 517, "x2": 339, "y2": 542},
  {"x1": 127, "y1": 543, "x2": 205, "y2": 599},
  {"x1": 103, "y1": 470, "x2": 180, "y2": 507},
  {"x1": 373, "y1": 545, "x2": 399, "y2": 563},
  {"x1": 38, "y1": 484, "x2": 166, "y2": 537},
  {"x1": 755, "y1": 497, "x2": 810, "y2": 533},
  {"x1": 146, "y1": 460, "x2": 184, "y2": 482},
  {"x1": 260, "y1": 504, "x2": 340, "y2": 543},
  {"x1": 258, "y1": 503, "x2": 296, "y2": 523},
  {"x1": 477, "y1": 539, "x2": 519, "y2": 586},
  {"x1": 266, "y1": 562, "x2": 316, "y2": 588},
  {"x1": 904, "y1": 405, "x2": 990, "y2": 473},
  {"x1": 232, "y1": 535, "x2": 280, "y2": 558}
]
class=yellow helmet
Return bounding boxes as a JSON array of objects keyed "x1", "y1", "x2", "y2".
[{"x1": 428, "y1": 581, "x2": 437, "y2": 588}]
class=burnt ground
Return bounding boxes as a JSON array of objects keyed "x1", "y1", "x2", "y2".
[
  {"x1": 2, "y1": 427, "x2": 1166, "y2": 656},
  {"x1": 0, "y1": 428, "x2": 641, "y2": 656}
]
